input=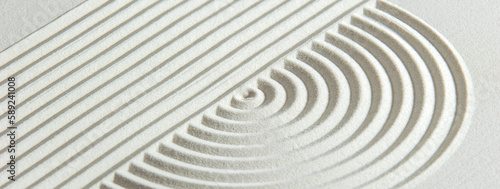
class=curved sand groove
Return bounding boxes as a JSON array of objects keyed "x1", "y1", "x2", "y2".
[{"x1": 102, "y1": 1, "x2": 473, "y2": 188}]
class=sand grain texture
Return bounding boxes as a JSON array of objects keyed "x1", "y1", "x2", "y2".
[{"x1": 0, "y1": 0, "x2": 476, "y2": 188}]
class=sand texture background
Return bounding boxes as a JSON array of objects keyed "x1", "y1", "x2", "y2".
[{"x1": 0, "y1": 0, "x2": 498, "y2": 188}]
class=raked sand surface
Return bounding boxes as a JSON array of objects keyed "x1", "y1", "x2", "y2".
[{"x1": 0, "y1": 0, "x2": 498, "y2": 188}]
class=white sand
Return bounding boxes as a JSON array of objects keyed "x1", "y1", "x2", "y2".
[{"x1": 0, "y1": 0, "x2": 496, "y2": 188}]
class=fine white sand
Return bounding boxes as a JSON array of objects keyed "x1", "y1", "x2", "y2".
[{"x1": 0, "y1": 0, "x2": 497, "y2": 188}]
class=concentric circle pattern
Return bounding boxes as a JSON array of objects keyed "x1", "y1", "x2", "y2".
[{"x1": 101, "y1": 1, "x2": 473, "y2": 188}]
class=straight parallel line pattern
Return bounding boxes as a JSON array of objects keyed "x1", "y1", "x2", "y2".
[
  {"x1": 0, "y1": 0, "x2": 187, "y2": 134},
  {"x1": 0, "y1": 0, "x2": 162, "y2": 111},
  {"x1": 2, "y1": 0, "x2": 266, "y2": 178},
  {"x1": 0, "y1": 1, "x2": 225, "y2": 186},
  {"x1": 0, "y1": 0, "x2": 187, "y2": 146},
  {"x1": 0, "y1": 1, "x2": 201, "y2": 159},
  {"x1": 0, "y1": 0, "x2": 195, "y2": 172}
]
